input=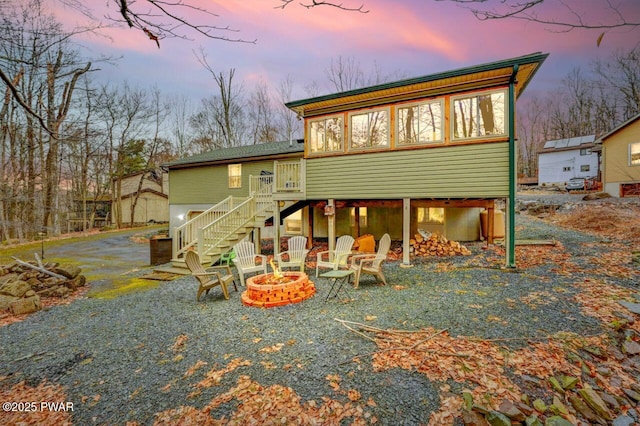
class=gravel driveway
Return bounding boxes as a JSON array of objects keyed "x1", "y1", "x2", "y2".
[{"x1": 0, "y1": 197, "x2": 638, "y2": 425}]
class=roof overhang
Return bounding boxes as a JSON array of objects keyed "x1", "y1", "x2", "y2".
[{"x1": 286, "y1": 52, "x2": 548, "y2": 118}]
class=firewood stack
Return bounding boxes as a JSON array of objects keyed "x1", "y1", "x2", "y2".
[{"x1": 410, "y1": 232, "x2": 471, "y2": 257}]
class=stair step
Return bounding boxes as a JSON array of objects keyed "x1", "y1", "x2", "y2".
[{"x1": 154, "y1": 265, "x2": 191, "y2": 275}]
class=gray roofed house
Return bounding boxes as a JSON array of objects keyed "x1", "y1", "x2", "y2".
[
  {"x1": 165, "y1": 140, "x2": 305, "y2": 169},
  {"x1": 538, "y1": 134, "x2": 598, "y2": 186}
]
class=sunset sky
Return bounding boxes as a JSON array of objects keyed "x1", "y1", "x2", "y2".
[{"x1": 54, "y1": 0, "x2": 640, "y2": 104}]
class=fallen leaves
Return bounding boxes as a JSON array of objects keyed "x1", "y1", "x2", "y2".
[
  {"x1": 191, "y1": 358, "x2": 251, "y2": 392},
  {"x1": 171, "y1": 334, "x2": 188, "y2": 352},
  {"x1": 259, "y1": 343, "x2": 284, "y2": 353},
  {"x1": 335, "y1": 318, "x2": 628, "y2": 423},
  {"x1": 155, "y1": 373, "x2": 377, "y2": 425},
  {"x1": 0, "y1": 381, "x2": 72, "y2": 426}
]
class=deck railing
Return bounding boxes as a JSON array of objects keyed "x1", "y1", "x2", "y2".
[{"x1": 274, "y1": 160, "x2": 305, "y2": 193}]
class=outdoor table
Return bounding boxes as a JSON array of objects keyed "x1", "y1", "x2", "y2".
[{"x1": 320, "y1": 269, "x2": 355, "y2": 302}]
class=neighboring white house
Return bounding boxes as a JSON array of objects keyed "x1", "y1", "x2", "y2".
[{"x1": 538, "y1": 135, "x2": 598, "y2": 186}]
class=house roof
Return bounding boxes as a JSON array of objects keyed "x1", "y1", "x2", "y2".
[
  {"x1": 597, "y1": 112, "x2": 640, "y2": 143},
  {"x1": 164, "y1": 140, "x2": 305, "y2": 169},
  {"x1": 539, "y1": 135, "x2": 596, "y2": 153},
  {"x1": 286, "y1": 52, "x2": 548, "y2": 118}
]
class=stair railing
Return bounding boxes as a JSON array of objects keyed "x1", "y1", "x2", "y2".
[
  {"x1": 173, "y1": 196, "x2": 246, "y2": 259},
  {"x1": 198, "y1": 178, "x2": 274, "y2": 258}
]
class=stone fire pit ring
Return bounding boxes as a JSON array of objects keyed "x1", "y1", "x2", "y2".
[{"x1": 241, "y1": 271, "x2": 315, "y2": 308}]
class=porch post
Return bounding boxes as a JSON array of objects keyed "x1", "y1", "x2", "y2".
[
  {"x1": 506, "y1": 65, "x2": 518, "y2": 268},
  {"x1": 273, "y1": 201, "x2": 280, "y2": 259},
  {"x1": 327, "y1": 199, "x2": 335, "y2": 253},
  {"x1": 402, "y1": 198, "x2": 412, "y2": 266},
  {"x1": 253, "y1": 228, "x2": 261, "y2": 255}
]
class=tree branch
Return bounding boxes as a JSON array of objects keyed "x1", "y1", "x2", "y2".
[
  {"x1": 435, "y1": 0, "x2": 640, "y2": 34},
  {"x1": 111, "y1": 0, "x2": 257, "y2": 46},
  {"x1": 277, "y1": 0, "x2": 369, "y2": 13},
  {"x1": 0, "y1": 67, "x2": 52, "y2": 135}
]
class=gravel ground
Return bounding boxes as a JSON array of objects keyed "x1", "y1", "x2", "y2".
[{"x1": 0, "y1": 197, "x2": 638, "y2": 425}]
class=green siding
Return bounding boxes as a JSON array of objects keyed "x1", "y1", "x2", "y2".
[
  {"x1": 305, "y1": 143, "x2": 509, "y2": 199},
  {"x1": 169, "y1": 160, "x2": 274, "y2": 204}
]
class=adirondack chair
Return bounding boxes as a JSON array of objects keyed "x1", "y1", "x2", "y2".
[
  {"x1": 315, "y1": 235, "x2": 355, "y2": 277},
  {"x1": 232, "y1": 240, "x2": 268, "y2": 286},
  {"x1": 348, "y1": 233, "x2": 391, "y2": 289},
  {"x1": 185, "y1": 250, "x2": 237, "y2": 301},
  {"x1": 275, "y1": 236, "x2": 309, "y2": 271}
]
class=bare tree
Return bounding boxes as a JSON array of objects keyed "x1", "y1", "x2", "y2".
[
  {"x1": 247, "y1": 81, "x2": 279, "y2": 144},
  {"x1": 325, "y1": 56, "x2": 407, "y2": 93},
  {"x1": 0, "y1": 0, "x2": 92, "y2": 237},
  {"x1": 593, "y1": 47, "x2": 640, "y2": 120},
  {"x1": 195, "y1": 51, "x2": 246, "y2": 148},
  {"x1": 435, "y1": 0, "x2": 639, "y2": 41},
  {"x1": 128, "y1": 87, "x2": 168, "y2": 227},
  {"x1": 275, "y1": 75, "x2": 302, "y2": 142},
  {"x1": 168, "y1": 94, "x2": 194, "y2": 157}
]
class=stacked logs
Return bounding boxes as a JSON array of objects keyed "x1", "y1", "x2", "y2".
[{"x1": 410, "y1": 232, "x2": 471, "y2": 257}]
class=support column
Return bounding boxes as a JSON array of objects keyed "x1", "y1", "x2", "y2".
[
  {"x1": 327, "y1": 199, "x2": 335, "y2": 253},
  {"x1": 307, "y1": 207, "x2": 313, "y2": 249},
  {"x1": 253, "y1": 228, "x2": 261, "y2": 255},
  {"x1": 273, "y1": 201, "x2": 280, "y2": 259},
  {"x1": 402, "y1": 198, "x2": 412, "y2": 267},
  {"x1": 506, "y1": 65, "x2": 519, "y2": 268}
]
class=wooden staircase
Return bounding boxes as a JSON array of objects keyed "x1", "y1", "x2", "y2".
[{"x1": 164, "y1": 176, "x2": 274, "y2": 271}]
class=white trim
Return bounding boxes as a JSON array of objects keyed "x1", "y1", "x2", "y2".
[
  {"x1": 450, "y1": 88, "x2": 508, "y2": 142},
  {"x1": 307, "y1": 114, "x2": 344, "y2": 154},
  {"x1": 347, "y1": 106, "x2": 391, "y2": 151},
  {"x1": 395, "y1": 99, "x2": 444, "y2": 146}
]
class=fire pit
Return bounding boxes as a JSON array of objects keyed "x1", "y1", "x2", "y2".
[{"x1": 241, "y1": 263, "x2": 315, "y2": 308}]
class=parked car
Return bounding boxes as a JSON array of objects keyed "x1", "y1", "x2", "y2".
[{"x1": 566, "y1": 177, "x2": 597, "y2": 191}]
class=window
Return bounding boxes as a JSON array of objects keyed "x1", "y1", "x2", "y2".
[
  {"x1": 563, "y1": 167, "x2": 572, "y2": 172},
  {"x1": 580, "y1": 148, "x2": 592, "y2": 155},
  {"x1": 350, "y1": 207, "x2": 368, "y2": 227},
  {"x1": 417, "y1": 208, "x2": 444, "y2": 225},
  {"x1": 349, "y1": 108, "x2": 389, "y2": 149},
  {"x1": 397, "y1": 100, "x2": 443, "y2": 145},
  {"x1": 228, "y1": 164, "x2": 241, "y2": 188},
  {"x1": 452, "y1": 90, "x2": 507, "y2": 140},
  {"x1": 630, "y1": 142, "x2": 640, "y2": 166},
  {"x1": 580, "y1": 165, "x2": 590, "y2": 172},
  {"x1": 309, "y1": 116, "x2": 343, "y2": 154}
]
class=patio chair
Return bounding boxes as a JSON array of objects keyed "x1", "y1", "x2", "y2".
[
  {"x1": 315, "y1": 235, "x2": 355, "y2": 277},
  {"x1": 232, "y1": 240, "x2": 268, "y2": 286},
  {"x1": 348, "y1": 233, "x2": 391, "y2": 289},
  {"x1": 276, "y1": 236, "x2": 309, "y2": 271},
  {"x1": 185, "y1": 251, "x2": 237, "y2": 301}
]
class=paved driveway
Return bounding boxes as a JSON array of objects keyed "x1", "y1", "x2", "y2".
[{"x1": 1, "y1": 227, "x2": 161, "y2": 295}]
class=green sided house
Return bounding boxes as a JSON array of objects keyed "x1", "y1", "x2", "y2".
[{"x1": 165, "y1": 52, "x2": 548, "y2": 268}]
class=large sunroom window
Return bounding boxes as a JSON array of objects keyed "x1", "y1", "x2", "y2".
[
  {"x1": 630, "y1": 142, "x2": 640, "y2": 166},
  {"x1": 309, "y1": 116, "x2": 343, "y2": 154},
  {"x1": 397, "y1": 100, "x2": 443, "y2": 145},
  {"x1": 452, "y1": 90, "x2": 507, "y2": 140},
  {"x1": 349, "y1": 108, "x2": 389, "y2": 150}
]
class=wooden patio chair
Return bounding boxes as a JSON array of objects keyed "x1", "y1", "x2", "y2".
[
  {"x1": 185, "y1": 250, "x2": 237, "y2": 301},
  {"x1": 276, "y1": 236, "x2": 309, "y2": 271},
  {"x1": 348, "y1": 233, "x2": 391, "y2": 289},
  {"x1": 315, "y1": 235, "x2": 355, "y2": 277},
  {"x1": 232, "y1": 240, "x2": 267, "y2": 286}
]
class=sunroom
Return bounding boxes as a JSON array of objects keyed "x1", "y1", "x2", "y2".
[{"x1": 275, "y1": 52, "x2": 548, "y2": 267}]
